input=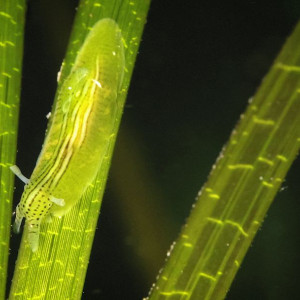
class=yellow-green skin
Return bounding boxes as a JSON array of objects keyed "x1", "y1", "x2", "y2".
[{"x1": 14, "y1": 18, "x2": 124, "y2": 252}]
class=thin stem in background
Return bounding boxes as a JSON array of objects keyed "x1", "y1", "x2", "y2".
[
  {"x1": 147, "y1": 21, "x2": 300, "y2": 300},
  {"x1": 0, "y1": 1, "x2": 25, "y2": 299}
]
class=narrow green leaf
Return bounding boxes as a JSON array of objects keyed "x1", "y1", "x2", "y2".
[
  {"x1": 9, "y1": 0, "x2": 150, "y2": 299},
  {"x1": 147, "y1": 21, "x2": 300, "y2": 300},
  {"x1": 0, "y1": 1, "x2": 25, "y2": 299}
]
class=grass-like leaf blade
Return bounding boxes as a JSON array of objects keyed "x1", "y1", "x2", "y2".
[
  {"x1": 9, "y1": 0, "x2": 150, "y2": 299},
  {"x1": 147, "y1": 21, "x2": 300, "y2": 300},
  {"x1": 0, "y1": 1, "x2": 25, "y2": 299}
]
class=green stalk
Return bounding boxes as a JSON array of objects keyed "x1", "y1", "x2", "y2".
[
  {"x1": 147, "y1": 22, "x2": 300, "y2": 300},
  {"x1": 0, "y1": 1, "x2": 25, "y2": 299},
  {"x1": 9, "y1": 0, "x2": 150, "y2": 299}
]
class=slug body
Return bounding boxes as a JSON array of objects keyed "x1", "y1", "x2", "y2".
[{"x1": 12, "y1": 18, "x2": 124, "y2": 252}]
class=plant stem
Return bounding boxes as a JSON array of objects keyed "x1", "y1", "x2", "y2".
[
  {"x1": 0, "y1": 1, "x2": 25, "y2": 299},
  {"x1": 147, "y1": 21, "x2": 300, "y2": 300},
  {"x1": 9, "y1": 1, "x2": 150, "y2": 299}
]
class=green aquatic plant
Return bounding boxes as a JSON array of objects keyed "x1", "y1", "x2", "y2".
[
  {"x1": 147, "y1": 21, "x2": 300, "y2": 300},
  {"x1": 0, "y1": 1, "x2": 299, "y2": 299},
  {"x1": 0, "y1": 0, "x2": 25, "y2": 298},
  {"x1": 1, "y1": 0, "x2": 150, "y2": 298}
]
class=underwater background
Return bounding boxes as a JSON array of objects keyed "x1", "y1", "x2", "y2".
[{"x1": 8, "y1": 0, "x2": 300, "y2": 299}]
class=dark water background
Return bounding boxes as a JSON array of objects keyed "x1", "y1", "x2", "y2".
[{"x1": 8, "y1": 0, "x2": 300, "y2": 299}]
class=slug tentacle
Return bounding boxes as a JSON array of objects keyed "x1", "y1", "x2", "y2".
[
  {"x1": 50, "y1": 196, "x2": 65, "y2": 207},
  {"x1": 13, "y1": 204, "x2": 24, "y2": 234},
  {"x1": 10, "y1": 165, "x2": 29, "y2": 184}
]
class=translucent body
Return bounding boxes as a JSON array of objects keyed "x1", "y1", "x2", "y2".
[{"x1": 12, "y1": 18, "x2": 124, "y2": 252}]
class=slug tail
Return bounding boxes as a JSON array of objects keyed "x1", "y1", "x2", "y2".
[{"x1": 27, "y1": 220, "x2": 41, "y2": 252}]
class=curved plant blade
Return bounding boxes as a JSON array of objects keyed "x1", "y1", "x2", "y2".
[
  {"x1": 9, "y1": 0, "x2": 150, "y2": 299},
  {"x1": 147, "y1": 21, "x2": 300, "y2": 300}
]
